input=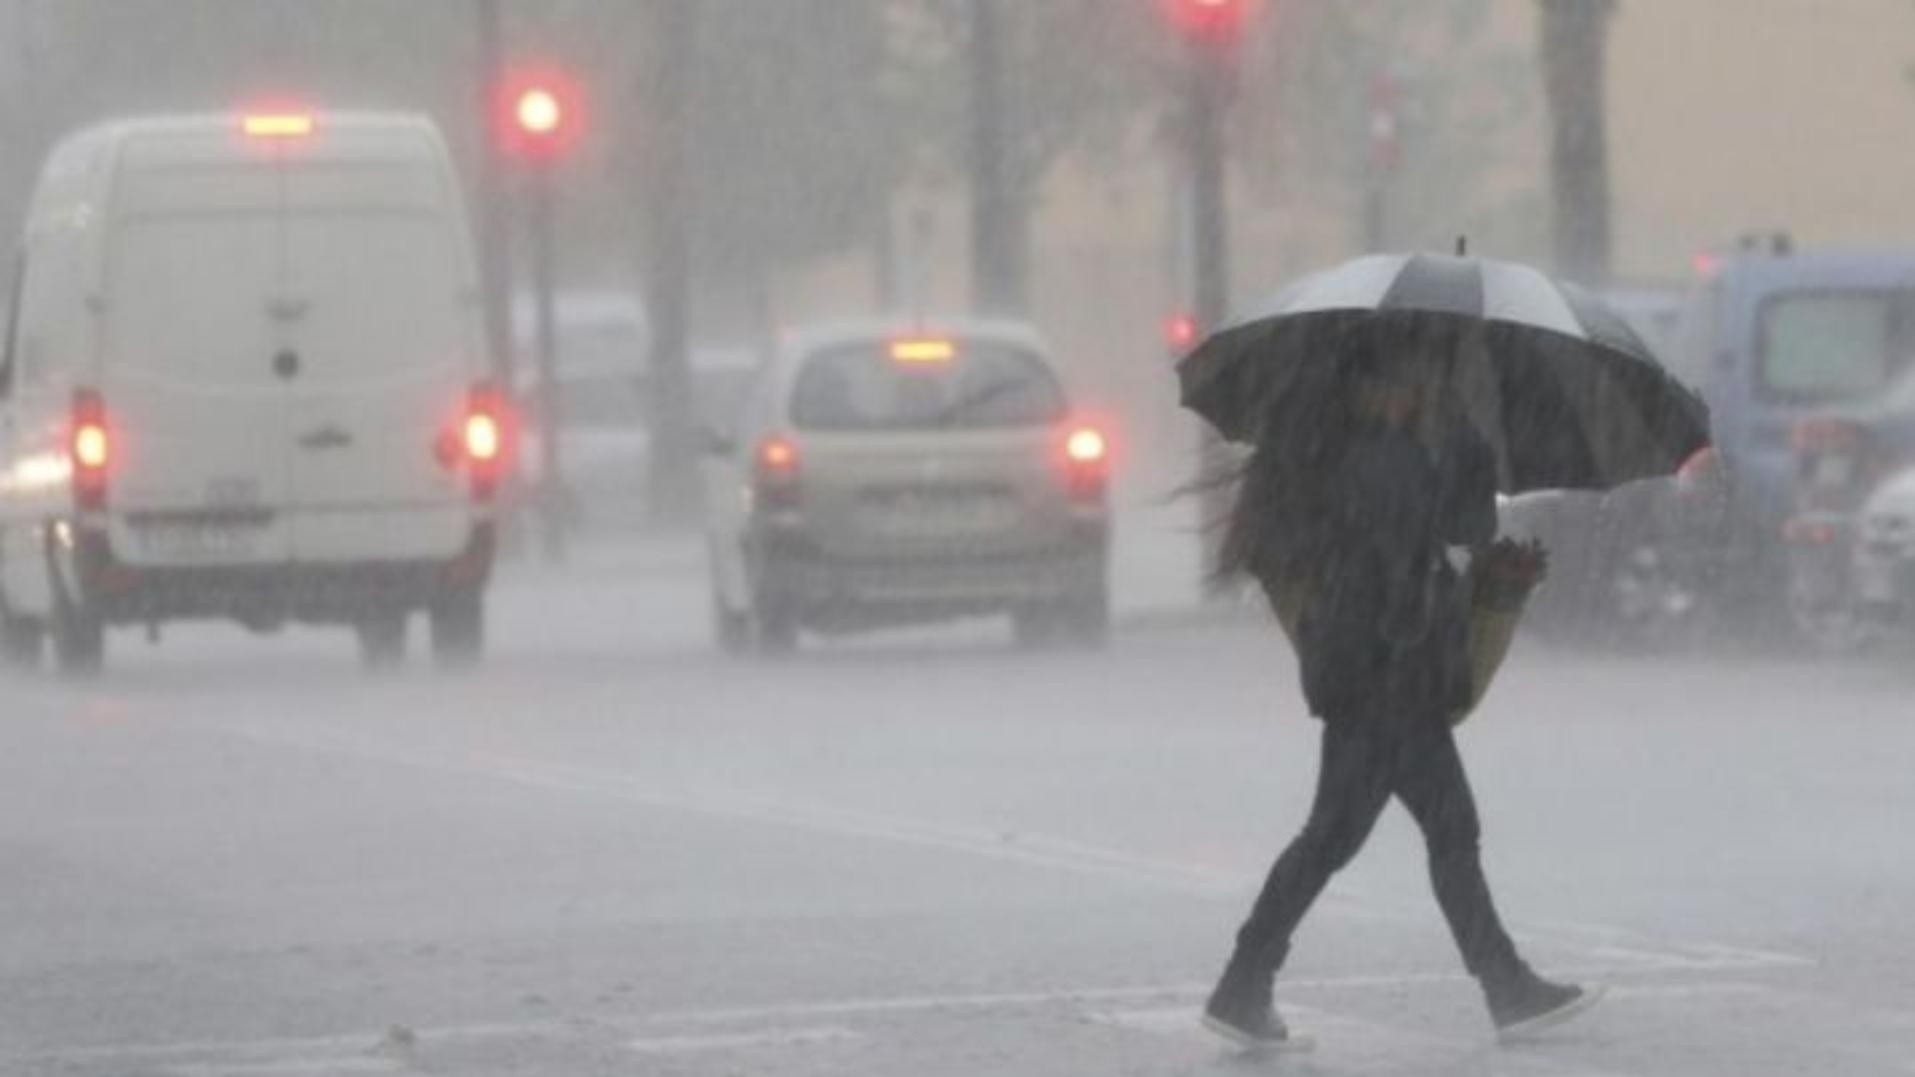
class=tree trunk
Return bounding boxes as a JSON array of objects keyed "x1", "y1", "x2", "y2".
[
  {"x1": 1537, "y1": 0, "x2": 1617, "y2": 286},
  {"x1": 639, "y1": 0, "x2": 700, "y2": 522},
  {"x1": 969, "y1": 0, "x2": 1028, "y2": 315}
]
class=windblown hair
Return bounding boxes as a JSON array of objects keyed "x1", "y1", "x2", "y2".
[{"x1": 1210, "y1": 322, "x2": 1444, "y2": 586}]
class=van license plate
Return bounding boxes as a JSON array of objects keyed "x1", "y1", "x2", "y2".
[{"x1": 135, "y1": 523, "x2": 258, "y2": 560}]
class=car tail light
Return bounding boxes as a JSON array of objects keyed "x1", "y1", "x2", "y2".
[
  {"x1": 464, "y1": 382, "x2": 511, "y2": 501},
  {"x1": 465, "y1": 409, "x2": 502, "y2": 465},
  {"x1": 1792, "y1": 417, "x2": 1862, "y2": 455},
  {"x1": 1782, "y1": 515, "x2": 1841, "y2": 546},
  {"x1": 1060, "y1": 423, "x2": 1109, "y2": 502},
  {"x1": 71, "y1": 389, "x2": 109, "y2": 510},
  {"x1": 754, "y1": 435, "x2": 801, "y2": 509}
]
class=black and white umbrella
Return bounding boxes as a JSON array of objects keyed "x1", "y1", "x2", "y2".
[{"x1": 1177, "y1": 253, "x2": 1712, "y2": 493}]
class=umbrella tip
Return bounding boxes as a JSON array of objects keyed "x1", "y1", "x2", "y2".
[{"x1": 1455, "y1": 235, "x2": 1468, "y2": 257}]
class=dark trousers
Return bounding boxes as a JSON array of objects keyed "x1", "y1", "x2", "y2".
[{"x1": 1228, "y1": 714, "x2": 1525, "y2": 992}]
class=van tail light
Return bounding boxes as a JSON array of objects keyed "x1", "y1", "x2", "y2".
[
  {"x1": 1792, "y1": 417, "x2": 1874, "y2": 508},
  {"x1": 1060, "y1": 423, "x2": 1109, "y2": 503},
  {"x1": 1792, "y1": 417, "x2": 1863, "y2": 455},
  {"x1": 753, "y1": 435, "x2": 802, "y2": 510},
  {"x1": 71, "y1": 389, "x2": 110, "y2": 510},
  {"x1": 1782, "y1": 514, "x2": 1842, "y2": 547},
  {"x1": 463, "y1": 382, "x2": 511, "y2": 501}
]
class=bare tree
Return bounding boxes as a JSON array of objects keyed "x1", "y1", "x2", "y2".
[
  {"x1": 967, "y1": 0, "x2": 1024, "y2": 315},
  {"x1": 913, "y1": 0, "x2": 1166, "y2": 315},
  {"x1": 633, "y1": 0, "x2": 698, "y2": 522},
  {"x1": 1536, "y1": 0, "x2": 1617, "y2": 284}
]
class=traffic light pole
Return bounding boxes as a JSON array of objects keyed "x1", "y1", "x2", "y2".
[
  {"x1": 1187, "y1": 34, "x2": 1236, "y2": 589},
  {"x1": 527, "y1": 162, "x2": 566, "y2": 564}
]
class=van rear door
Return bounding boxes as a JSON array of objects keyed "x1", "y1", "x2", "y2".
[
  {"x1": 282, "y1": 210, "x2": 474, "y2": 561},
  {"x1": 102, "y1": 213, "x2": 295, "y2": 566}
]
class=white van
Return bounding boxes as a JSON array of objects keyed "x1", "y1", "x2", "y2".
[{"x1": 0, "y1": 111, "x2": 505, "y2": 673}]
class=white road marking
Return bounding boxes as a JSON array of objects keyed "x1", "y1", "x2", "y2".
[
  {"x1": 16, "y1": 972, "x2": 1808, "y2": 1073},
  {"x1": 162, "y1": 1058, "x2": 400, "y2": 1077},
  {"x1": 627, "y1": 1025, "x2": 864, "y2": 1054},
  {"x1": 1084, "y1": 1004, "x2": 1195, "y2": 1032},
  {"x1": 1603, "y1": 981, "x2": 1771, "y2": 1001},
  {"x1": 208, "y1": 717, "x2": 1814, "y2": 980}
]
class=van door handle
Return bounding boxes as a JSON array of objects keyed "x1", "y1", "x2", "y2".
[{"x1": 273, "y1": 349, "x2": 300, "y2": 380}]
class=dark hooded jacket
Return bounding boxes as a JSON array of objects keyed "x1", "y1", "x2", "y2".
[{"x1": 1234, "y1": 416, "x2": 1496, "y2": 722}]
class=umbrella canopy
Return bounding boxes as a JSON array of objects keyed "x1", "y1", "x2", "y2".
[{"x1": 1178, "y1": 253, "x2": 1712, "y2": 494}]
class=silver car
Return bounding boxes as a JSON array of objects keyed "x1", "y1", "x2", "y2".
[{"x1": 703, "y1": 320, "x2": 1111, "y2": 653}]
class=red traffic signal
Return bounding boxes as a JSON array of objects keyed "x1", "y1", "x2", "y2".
[
  {"x1": 1166, "y1": 0, "x2": 1246, "y2": 40},
  {"x1": 516, "y1": 88, "x2": 563, "y2": 137},
  {"x1": 1165, "y1": 313, "x2": 1201, "y2": 353},
  {"x1": 497, "y1": 68, "x2": 582, "y2": 163}
]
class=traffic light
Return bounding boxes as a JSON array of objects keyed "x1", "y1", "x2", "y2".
[
  {"x1": 1166, "y1": 0, "x2": 1246, "y2": 42},
  {"x1": 1165, "y1": 313, "x2": 1201, "y2": 354},
  {"x1": 496, "y1": 68, "x2": 581, "y2": 164},
  {"x1": 516, "y1": 88, "x2": 562, "y2": 138}
]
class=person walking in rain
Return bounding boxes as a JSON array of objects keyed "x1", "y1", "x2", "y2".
[{"x1": 1203, "y1": 326, "x2": 1601, "y2": 1049}]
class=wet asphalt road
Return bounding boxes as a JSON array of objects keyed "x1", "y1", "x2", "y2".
[{"x1": 4, "y1": 553, "x2": 1914, "y2": 1077}]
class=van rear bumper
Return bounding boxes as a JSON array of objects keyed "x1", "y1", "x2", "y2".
[{"x1": 69, "y1": 524, "x2": 494, "y2": 627}]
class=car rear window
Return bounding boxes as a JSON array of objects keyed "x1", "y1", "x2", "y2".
[
  {"x1": 1759, "y1": 291, "x2": 1915, "y2": 402},
  {"x1": 790, "y1": 341, "x2": 1065, "y2": 431}
]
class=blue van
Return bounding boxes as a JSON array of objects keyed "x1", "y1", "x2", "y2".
[
  {"x1": 1671, "y1": 247, "x2": 1915, "y2": 530},
  {"x1": 1505, "y1": 243, "x2": 1915, "y2": 643}
]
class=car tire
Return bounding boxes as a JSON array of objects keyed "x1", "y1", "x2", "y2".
[
  {"x1": 753, "y1": 603, "x2": 799, "y2": 655},
  {"x1": 1012, "y1": 606, "x2": 1063, "y2": 650},
  {"x1": 1015, "y1": 588, "x2": 1109, "y2": 651},
  {"x1": 748, "y1": 563, "x2": 799, "y2": 656},
  {"x1": 713, "y1": 588, "x2": 752, "y2": 655},
  {"x1": 1063, "y1": 586, "x2": 1111, "y2": 649},
  {"x1": 356, "y1": 612, "x2": 408, "y2": 671},
  {"x1": 2, "y1": 613, "x2": 45, "y2": 671},
  {"x1": 429, "y1": 588, "x2": 485, "y2": 668},
  {"x1": 1784, "y1": 577, "x2": 1869, "y2": 655},
  {"x1": 51, "y1": 601, "x2": 104, "y2": 677}
]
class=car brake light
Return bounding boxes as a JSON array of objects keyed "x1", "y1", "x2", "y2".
[
  {"x1": 758, "y1": 436, "x2": 798, "y2": 473},
  {"x1": 1065, "y1": 427, "x2": 1107, "y2": 465},
  {"x1": 71, "y1": 389, "x2": 109, "y2": 509},
  {"x1": 1060, "y1": 424, "x2": 1109, "y2": 502},
  {"x1": 465, "y1": 411, "x2": 502, "y2": 463},
  {"x1": 890, "y1": 338, "x2": 956, "y2": 364},
  {"x1": 243, "y1": 113, "x2": 315, "y2": 138},
  {"x1": 73, "y1": 422, "x2": 108, "y2": 471},
  {"x1": 754, "y1": 435, "x2": 801, "y2": 509}
]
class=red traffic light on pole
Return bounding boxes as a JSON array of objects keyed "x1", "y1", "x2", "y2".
[
  {"x1": 1165, "y1": 0, "x2": 1246, "y2": 41},
  {"x1": 516, "y1": 87, "x2": 562, "y2": 137},
  {"x1": 496, "y1": 68, "x2": 582, "y2": 163},
  {"x1": 1165, "y1": 312, "x2": 1201, "y2": 354}
]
